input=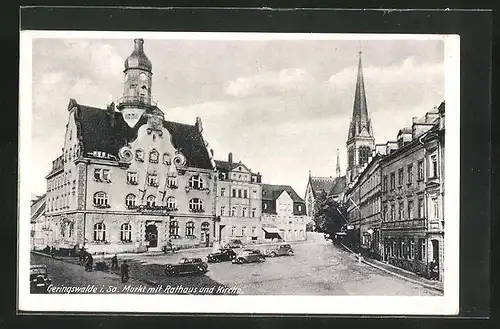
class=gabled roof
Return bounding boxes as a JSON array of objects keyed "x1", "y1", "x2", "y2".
[
  {"x1": 262, "y1": 184, "x2": 305, "y2": 203},
  {"x1": 214, "y1": 160, "x2": 252, "y2": 173},
  {"x1": 72, "y1": 101, "x2": 213, "y2": 170},
  {"x1": 309, "y1": 176, "x2": 337, "y2": 197}
]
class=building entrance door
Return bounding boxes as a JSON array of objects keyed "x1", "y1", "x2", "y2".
[
  {"x1": 145, "y1": 224, "x2": 158, "y2": 248},
  {"x1": 201, "y1": 222, "x2": 210, "y2": 247}
]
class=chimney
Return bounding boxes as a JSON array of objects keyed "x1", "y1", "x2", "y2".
[
  {"x1": 134, "y1": 38, "x2": 144, "y2": 52},
  {"x1": 195, "y1": 117, "x2": 203, "y2": 133},
  {"x1": 228, "y1": 152, "x2": 233, "y2": 164}
]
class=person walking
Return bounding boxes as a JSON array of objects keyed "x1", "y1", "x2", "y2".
[
  {"x1": 111, "y1": 254, "x2": 119, "y2": 271},
  {"x1": 120, "y1": 260, "x2": 129, "y2": 283},
  {"x1": 85, "y1": 254, "x2": 94, "y2": 272}
]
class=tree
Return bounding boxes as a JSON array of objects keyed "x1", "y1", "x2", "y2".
[{"x1": 313, "y1": 191, "x2": 347, "y2": 240}]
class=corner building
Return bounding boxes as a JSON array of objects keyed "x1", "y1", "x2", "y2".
[{"x1": 44, "y1": 39, "x2": 217, "y2": 254}]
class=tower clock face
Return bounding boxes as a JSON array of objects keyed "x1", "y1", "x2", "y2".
[{"x1": 139, "y1": 72, "x2": 147, "y2": 81}]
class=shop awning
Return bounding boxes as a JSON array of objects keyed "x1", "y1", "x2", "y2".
[{"x1": 262, "y1": 227, "x2": 281, "y2": 234}]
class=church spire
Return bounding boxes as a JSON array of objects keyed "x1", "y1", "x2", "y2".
[
  {"x1": 347, "y1": 51, "x2": 373, "y2": 142},
  {"x1": 336, "y1": 148, "x2": 341, "y2": 178}
]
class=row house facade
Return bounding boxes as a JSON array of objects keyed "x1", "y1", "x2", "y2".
[
  {"x1": 214, "y1": 153, "x2": 263, "y2": 243},
  {"x1": 261, "y1": 184, "x2": 309, "y2": 242},
  {"x1": 44, "y1": 39, "x2": 218, "y2": 254},
  {"x1": 379, "y1": 102, "x2": 445, "y2": 281}
]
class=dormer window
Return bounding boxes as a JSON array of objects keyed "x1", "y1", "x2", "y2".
[
  {"x1": 149, "y1": 150, "x2": 159, "y2": 163},
  {"x1": 135, "y1": 149, "x2": 144, "y2": 162},
  {"x1": 163, "y1": 153, "x2": 171, "y2": 164}
]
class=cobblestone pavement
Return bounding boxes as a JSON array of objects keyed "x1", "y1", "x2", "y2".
[{"x1": 118, "y1": 233, "x2": 442, "y2": 296}]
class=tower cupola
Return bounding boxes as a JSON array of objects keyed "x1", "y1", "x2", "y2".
[{"x1": 124, "y1": 39, "x2": 152, "y2": 72}]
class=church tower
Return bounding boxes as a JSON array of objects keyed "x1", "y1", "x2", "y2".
[
  {"x1": 336, "y1": 148, "x2": 341, "y2": 178},
  {"x1": 346, "y1": 51, "x2": 375, "y2": 183},
  {"x1": 117, "y1": 38, "x2": 154, "y2": 127}
]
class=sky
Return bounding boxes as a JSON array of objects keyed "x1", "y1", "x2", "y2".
[{"x1": 29, "y1": 35, "x2": 445, "y2": 199}]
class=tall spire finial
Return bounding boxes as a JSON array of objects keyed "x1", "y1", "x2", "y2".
[{"x1": 336, "y1": 148, "x2": 341, "y2": 178}]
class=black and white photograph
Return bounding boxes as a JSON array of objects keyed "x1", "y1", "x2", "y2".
[{"x1": 18, "y1": 30, "x2": 460, "y2": 315}]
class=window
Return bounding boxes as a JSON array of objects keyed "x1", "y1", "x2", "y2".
[
  {"x1": 220, "y1": 206, "x2": 226, "y2": 216},
  {"x1": 348, "y1": 149, "x2": 355, "y2": 167},
  {"x1": 407, "y1": 200, "x2": 414, "y2": 219},
  {"x1": 399, "y1": 239, "x2": 404, "y2": 258},
  {"x1": 390, "y1": 204, "x2": 395, "y2": 221},
  {"x1": 135, "y1": 149, "x2": 144, "y2": 161},
  {"x1": 407, "y1": 164, "x2": 413, "y2": 185},
  {"x1": 93, "y1": 223, "x2": 106, "y2": 242},
  {"x1": 243, "y1": 190, "x2": 248, "y2": 199},
  {"x1": 242, "y1": 207, "x2": 247, "y2": 217},
  {"x1": 231, "y1": 207, "x2": 237, "y2": 217},
  {"x1": 418, "y1": 238, "x2": 426, "y2": 261},
  {"x1": 189, "y1": 198, "x2": 204, "y2": 212},
  {"x1": 238, "y1": 189, "x2": 242, "y2": 198},
  {"x1": 398, "y1": 202, "x2": 404, "y2": 220},
  {"x1": 120, "y1": 223, "x2": 132, "y2": 242},
  {"x1": 166, "y1": 197, "x2": 177, "y2": 210},
  {"x1": 264, "y1": 203, "x2": 268, "y2": 210},
  {"x1": 125, "y1": 194, "x2": 136, "y2": 208},
  {"x1": 398, "y1": 168, "x2": 404, "y2": 187},
  {"x1": 417, "y1": 159, "x2": 424, "y2": 181},
  {"x1": 169, "y1": 221, "x2": 179, "y2": 237},
  {"x1": 383, "y1": 204, "x2": 388, "y2": 221},
  {"x1": 147, "y1": 174, "x2": 158, "y2": 187},
  {"x1": 167, "y1": 176, "x2": 177, "y2": 188},
  {"x1": 298, "y1": 205, "x2": 302, "y2": 211},
  {"x1": 189, "y1": 175, "x2": 204, "y2": 190},
  {"x1": 251, "y1": 208, "x2": 256, "y2": 217},
  {"x1": 149, "y1": 150, "x2": 159, "y2": 163},
  {"x1": 409, "y1": 239, "x2": 415, "y2": 259},
  {"x1": 418, "y1": 198, "x2": 424, "y2": 218},
  {"x1": 146, "y1": 195, "x2": 156, "y2": 207},
  {"x1": 390, "y1": 172, "x2": 396, "y2": 190},
  {"x1": 220, "y1": 188, "x2": 226, "y2": 197},
  {"x1": 430, "y1": 154, "x2": 438, "y2": 178},
  {"x1": 432, "y1": 197, "x2": 439, "y2": 219},
  {"x1": 127, "y1": 172, "x2": 138, "y2": 185},
  {"x1": 93, "y1": 192, "x2": 109, "y2": 206},
  {"x1": 359, "y1": 146, "x2": 371, "y2": 166},
  {"x1": 186, "y1": 222, "x2": 195, "y2": 236},
  {"x1": 94, "y1": 168, "x2": 110, "y2": 182},
  {"x1": 383, "y1": 175, "x2": 388, "y2": 192},
  {"x1": 391, "y1": 240, "x2": 396, "y2": 257},
  {"x1": 242, "y1": 226, "x2": 247, "y2": 236},
  {"x1": 232, "y1": 189, "x2": 237, "y2": 198},
  {"x1": 231, "y1": 226, "x2": 236, "y2": 236}
]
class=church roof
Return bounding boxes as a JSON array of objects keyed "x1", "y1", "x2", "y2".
[
  {"x1": 329, "y1": 176, "x2": 347, "y2": 196},
  {"x1": 72, "y1": 101, "x2": 213, "y2": 170},
  {"x1": 347, "y1": 52, "x2": 374, "y2": 142},
  {"x1": 309, "y1": 176, "x2": 337, "y2": 197}
]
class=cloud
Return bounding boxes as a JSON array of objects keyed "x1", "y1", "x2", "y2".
[{"x1": 224, "y1": 68, "x2": 315, "y2": 97}]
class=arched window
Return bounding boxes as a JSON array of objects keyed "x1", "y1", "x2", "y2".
[
  {"x1": 146, "y1": 195, "x2": 156, "y2": 208},
  {"x1": 120, "y1": 223, "x2": 132, "y2": 242},
  {"x1": 201, "y1": 222, "x2": 210, "y2": 230},
  {"x1": 93, "y1": 222, "x2": 106, "y2": 242},
  {"x1": 169, "y1": 220, "x2": 179, "y2": 237},
  {"x1": 166, "y1": 197, "x2": 177, "y2": 210},
  {"x1": 189, "y1": 198, "x2": 204, "y2": 212},
  {"x1": 125, "y1": 194, "x2": 136, "y2": 208},
  {"x1": 149, "y1": 150, "x2": 159, "y2": 163},
  {"x1": 359, "y1": 146, "x2": 371, "y2": 166},
  {"x1": 93, "y1": 192, "x2": 108, "y2": 206},
  {"x1": 185, "y1": 221, "x2": 195, "y2": 236},
  {"x1": 189, "y1": 175, "x2": 204, "y2": 189},
  {"x1": 348, "y1": 149, "x2": 355, "y2": 167}
]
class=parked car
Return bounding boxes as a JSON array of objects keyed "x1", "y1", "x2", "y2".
[
  {"x1": 164, "y1": 257, "x2": 208, "y2": 276},
  {"x1": 263, "y1": 244, "x2": 294, "y2": 257},
  {"x1": 206, "y1": 248, "x2": 237, "y2": 263},
  {"x1": 223, "y1": 239, "x2": 244, "y2": 249},
  {"x1": 30, "y1": 265, "x2": 52, "y2": 293},
  {"x1": 232, "y1": 249, "x2": 266, "y2": 264}
]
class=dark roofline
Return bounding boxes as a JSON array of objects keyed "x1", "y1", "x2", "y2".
[{"x1": 381, "y1": 124, "x2": 440, "y2": 163}]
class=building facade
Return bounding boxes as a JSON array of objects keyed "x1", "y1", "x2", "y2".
[
  {"x1": 380, "y1": 102, "x2": 445, "y2": 281},
  {"x1": 44, "y1": 39, "x2": 218, "y2": 254},
  {"x1": 214, "y1": 153, "x2": 263, "y2": 243},
  {"x1": 30, "y1": 194, "x2": 49, "y2": 250},
  {"x1": 261, "y1": 184, "x2": 309, "y2": 242}
]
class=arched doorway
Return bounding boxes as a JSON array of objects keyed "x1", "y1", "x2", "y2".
[
  {"x1": 145, "y1": 224, "x2": 158, "y2": 248},
  {"x1": 200, "y1": 222, "x2": 210, "y2": 247}
]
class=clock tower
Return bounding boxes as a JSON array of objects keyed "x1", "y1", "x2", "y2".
[{"x1": 117, "y1": 38, "x2": 154, "y2": 127}]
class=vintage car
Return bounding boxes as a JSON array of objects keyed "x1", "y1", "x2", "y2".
[
  {"x1": 30, "y1": 265, "x2": 52, "y2": 293},
  {"x1": 232, "y1": 249, "x2": 266, "y2": 264},
  {"x1": 222, "y1": 239, "x2": 244, "y2": 249},
  {"x1": 263, "y1": 244, "x2": 294, "y2": 257},
  {"x1": 206, "y1": 248, "x2": 237, "y2": 263},
  {"x1": 164, "y1": 257, "x2": 208, "y2": 276}
]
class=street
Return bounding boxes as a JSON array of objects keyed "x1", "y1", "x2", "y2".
[{"x1": 30, "y1": 233, "x2": 440, "y2": 296}]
